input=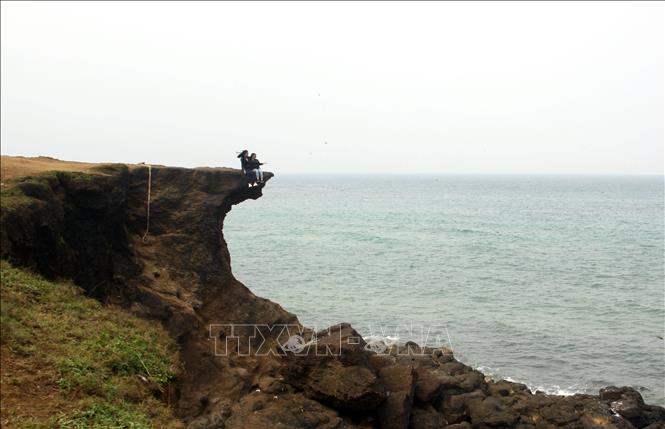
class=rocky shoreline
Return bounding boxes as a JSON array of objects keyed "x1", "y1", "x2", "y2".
[{"x1": 1, "y1": 159, "x2": 663, "y2": 428}]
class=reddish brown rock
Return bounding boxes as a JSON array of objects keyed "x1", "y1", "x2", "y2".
[
  {"x1": 409, "y1": 405, "x2": 447, "y2": 429},
  {"x1": 466, "y1": 396, "x2": 519, "y2": 427},
  {"x1": 438, "y1": 391, "x2": 484, "y2": 424},
  {"x1": 377, "y1": 364, "x2": 416, "y2": 429},
  {"x1": 415, "y1": 367, "x2": 484, "y2": 402},
  {"x1": 306, "y1": 363, "x2": 386, "y2": 411},
  {"x1": 223, "y1": 393, "x2": 351, "y2": 429},
  {"x1": 487, "y1": 380, "x2": 530, "y2": 398},
  {"x1": 444, "y1": 423, "x2": 472, "y2": 429}
]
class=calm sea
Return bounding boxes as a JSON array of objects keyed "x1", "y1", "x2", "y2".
[{"x1": 225, "y1": 175, "x2": 665, "y2": 405}]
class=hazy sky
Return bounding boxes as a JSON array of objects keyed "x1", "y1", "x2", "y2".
[{"x1": 1, "y1": 2, "x2": 663, "y2": 174}]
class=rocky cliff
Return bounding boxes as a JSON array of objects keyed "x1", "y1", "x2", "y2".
[{"x1": 1, "y1": 160, "x2": 663, "y2": 429}]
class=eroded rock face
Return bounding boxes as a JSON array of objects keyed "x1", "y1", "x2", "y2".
[
  {"x1": 0, "y1": 166, "x2": 136, "y2": 300},
  {"x1": 2, "y1": 163, "x2": 663, "y2": 429}
]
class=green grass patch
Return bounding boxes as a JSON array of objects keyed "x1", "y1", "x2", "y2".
[
  {"x1": 0, "y1": 186, "x2": 34, "y2": 210},
  {"x1": 1, "y1": 171, "x2": 58, "y2": 212},
  {"x1": 0, "y1": 169, "x2": 114, "y2": 222},
  {"x1": 0, "y1": 262, "x2": 182, "y2": 428},
  {"x1": 0, "y1": 170, "x2": 102, "y2": 207},
  {"x1": 56, "y1": 401, "x2": 151, "y2": 429}
]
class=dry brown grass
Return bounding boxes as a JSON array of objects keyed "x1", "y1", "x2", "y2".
[{"x1": 0, "y1": 156, "x2": 99, "y2": 182}]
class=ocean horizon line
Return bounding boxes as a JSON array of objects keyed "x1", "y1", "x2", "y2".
[{"x1": 268, "y1": 171, "x2": 665, "y2": 178}]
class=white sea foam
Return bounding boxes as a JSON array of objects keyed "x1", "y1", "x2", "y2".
[
  {"x1": 529, "y1": 384, "x2": 588, "y2": 397},
  {"x1": 473, "y1": 367, "x2": 588, "y2": 397},
  {"x1": 364, "y1": 335, "x2": 399, "y2": 348},
  {"x1": 363, "y1": 335, "x2": 399, "y2": 344}
]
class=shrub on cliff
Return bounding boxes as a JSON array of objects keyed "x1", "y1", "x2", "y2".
[{"x1": 0, "y1": 262, "x2": 182, "y2": 428}]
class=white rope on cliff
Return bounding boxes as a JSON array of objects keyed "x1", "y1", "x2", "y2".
[{"x1": 142, "y1": 164, "x2": 152, "y2": 242}]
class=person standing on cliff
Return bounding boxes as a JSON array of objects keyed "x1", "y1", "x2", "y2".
[
  {"x1": 238, "y1": 150, "x2": 255, "y2": 185},
  {"x1": 248, "y1": 153, "x2": 264, "y2": 183},
  {"x1": 237, "y1": 150, "x2": 250, "y2": 172}
]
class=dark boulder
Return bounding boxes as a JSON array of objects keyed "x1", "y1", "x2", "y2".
[
  {"x1": 377, "y1": 364, "x2": 417, "y2": 429},
  {"x1": 600, "y1": 386, "x2": 665, "y2": 428},
  {"x1": 280, "y1": 324, "x2": 386, "y2": 411},
  {"x1": 438, "y1": 391, "x2": 484, "y2": 424},
  {"x1": 409, "y1": 405, "x2": 447, "y2": 429},
  {"x1": 466, "y1": 396, "x2": 519, "y2": 427},
  {"x1": 223, "y1": 393, "x2": 350, "y2": 429},
  {"x1": 415, "y1": 367, "x2": 483, "y2": 402}
]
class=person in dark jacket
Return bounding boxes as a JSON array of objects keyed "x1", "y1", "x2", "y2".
[
  {"x1": 237, "y1": 150, "x2": 250, "y2": 172},
  {"x1": 237, "y1": 149, "x2": 257, "y2": 185},
  {"x1": 247, "y1": 153, "x2": 264, "y2": 183}
]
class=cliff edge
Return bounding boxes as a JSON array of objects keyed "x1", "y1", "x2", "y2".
[{"x1": 1, "y1": 156, "x2": 663, "y2": 429}]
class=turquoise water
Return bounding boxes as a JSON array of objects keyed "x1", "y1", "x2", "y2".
[{"x1": 225, "y1": 175, "x2": 665, "y2": 405}]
